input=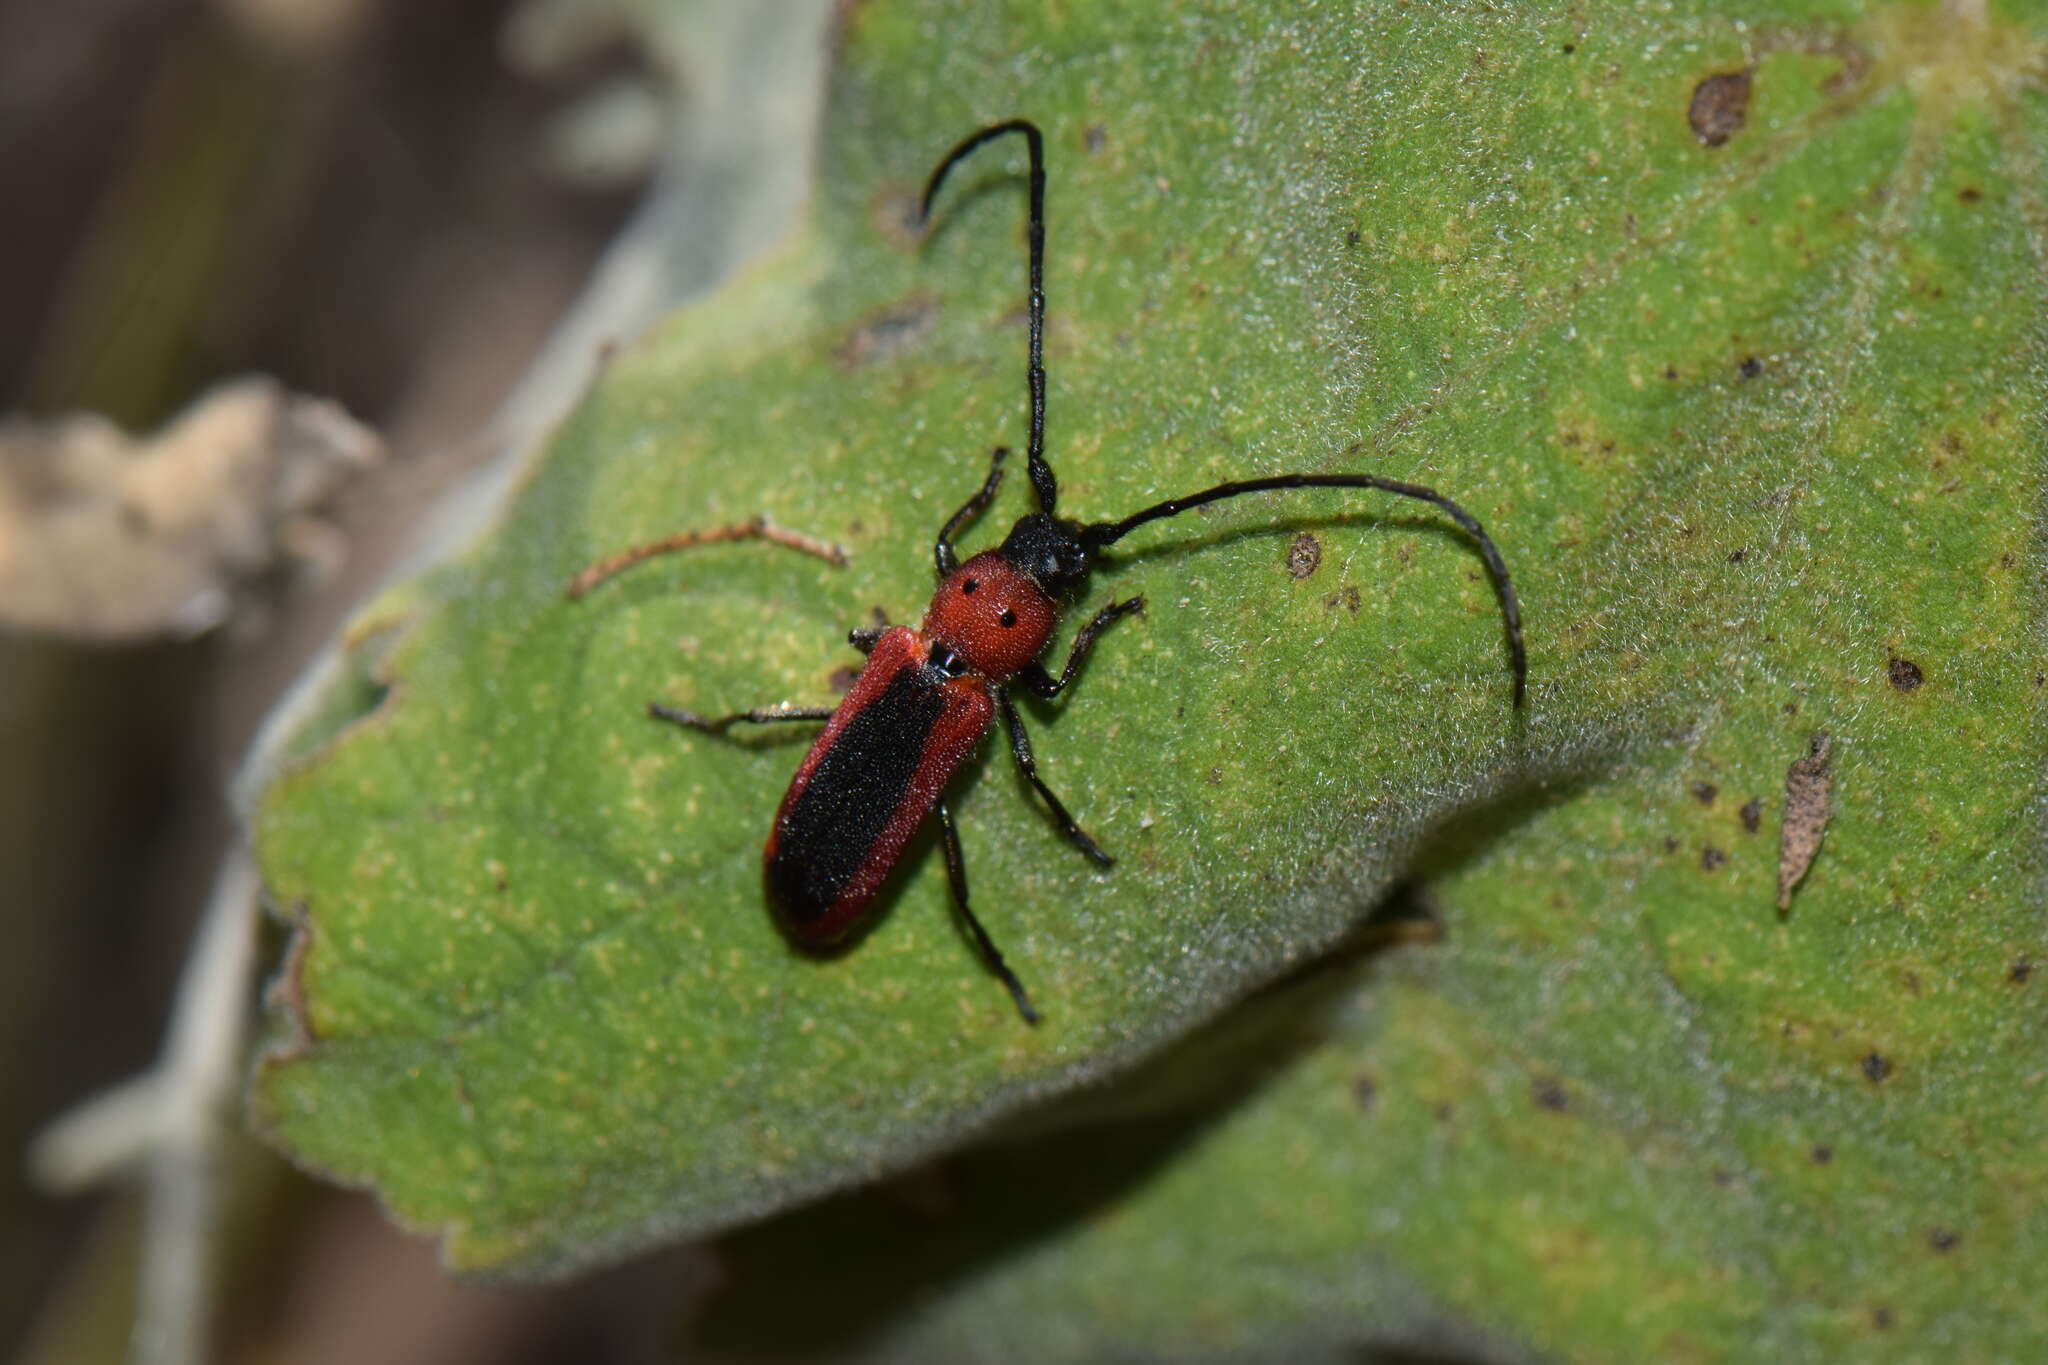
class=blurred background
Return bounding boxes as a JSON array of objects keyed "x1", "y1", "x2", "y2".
[{"x1": 0, "y1": 0, "x2": 778, "y2": 1358}]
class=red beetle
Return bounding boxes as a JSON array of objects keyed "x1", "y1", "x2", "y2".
[{"x1": 574, "y1": 120, "x2": 1527, "y2": 1021}]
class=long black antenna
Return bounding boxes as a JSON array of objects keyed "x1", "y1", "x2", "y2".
[
  {"x1": 920, "y1": 119, "x2": 1057, "y2": 516},
  {"x1": 1082, "y1": 473, "x2": 1528, "y2": 707}
]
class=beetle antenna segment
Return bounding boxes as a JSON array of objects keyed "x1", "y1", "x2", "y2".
[
  {"x1": 1080, "y1": 473, "x2": 1528, "y2": 707},
  {"x1": 919, "y1": 119, "x2": 1058, "y2": 517}
]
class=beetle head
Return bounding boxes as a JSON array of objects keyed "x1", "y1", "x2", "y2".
[{"x1": 997, "y1": 513, "x2": 1091, "y2": 597}]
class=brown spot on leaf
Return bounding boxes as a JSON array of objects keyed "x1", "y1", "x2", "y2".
[
  {"x1": 1352, "y1": 1074, "x2": 1377, "y2": 1111},
  {"x1": 1690, "y1": 781, "x2": 1718, "y2": 806},
  {"x1": 1810, "y1": 1145, "x2": 1833, "y2": 1164},
  {"x1": 1740, "y1": 797, "x2": 1762, "y2": 834},
  {"x1": 2009, "y1": 958, "x2": 2032, "y2": 984},
  {"x1": 1739, "y1": 354, "x2": 1764, "y2": 379},
  {"x1": 827, "y1": 665, "x2": 859, "y2": 694},
  {"x1": 1532, "y1": 1077, "x2": 1569, "y2": 1111},
  {"x1": 1958, "y1": 184, "x2": 1982, "y2": 203},
  {"x1": 872, "y1": 187, "x2": 924, "y2": 246},
  {"x1": 1929, "y1": 1228, "x2": 1960, "y2": 1253},
  {"x1": 838, "y1": 296, "x2": 937, "y2": 367},
  {"x1": 1777, "y1": 732, "x2": 1832, "y2": 912},
  {"x1": 1887, "y1": 656, "x2": 1924, "y2": 691},
  {"x1": 1323, "y1": 585, "x2": 1362, "y2": 614},
  {"x1": 1872, "y1": 1306, "x2": 1894, "y2": 1331},
  {"x1": 1085, "y1": 123, "x2": 1107, "y2": 153},
  {"x1": 1286, "y1": 531, "x2": 1322, "y2": 579},
  {"x1": 1701, "y1": 846, "x2": 1727, "y2": 872},
  {"x1": 1689, "y1": 70, "x2": 1753, "y2": 146},
  {"x1": 1817, "y1": 37, "x2": 1873, "y2": 93},
  {"x1": 1861, "y1": 1051, "x2": 1892, "y2": 1083},
  {"x1": 264, "y1": 909, "x2": 321, "y2": 1053},
  {"x1": 1727, "y1": 546, "x2": 1747, "y2": 563}
]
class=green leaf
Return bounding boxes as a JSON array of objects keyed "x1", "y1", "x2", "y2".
[{"x1": 251, "y1": 5, "x2": 2048, "y2": 1352}]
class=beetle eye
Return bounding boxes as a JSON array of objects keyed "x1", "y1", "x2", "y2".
[
  {"x1": 961, "y1": 578, "x2": 979, "y2": 594},
  {"x1": 999, "y1": 608, "x2": 1017, "y2": 628}
]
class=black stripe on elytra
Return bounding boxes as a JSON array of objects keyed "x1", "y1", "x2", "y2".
[{"x1": 769, "y1": 664, "x2": 946, "y2": 928}]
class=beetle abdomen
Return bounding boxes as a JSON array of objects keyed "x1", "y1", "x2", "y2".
[
  {"x1": 768, "y1": 665, "x2": 943, "y2": 930},
  {"x1": 764, "y1": 627, "x2": 995, "y2": 944}
]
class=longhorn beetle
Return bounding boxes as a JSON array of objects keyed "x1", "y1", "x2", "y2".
[{"x1": 570, "y1": 119, "x2": 1527, "y2": 1023}]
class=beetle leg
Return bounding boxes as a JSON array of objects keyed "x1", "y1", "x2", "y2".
[
  {"x1": 998, "y1": 689, "x2": 1113, "y2": 866},
  {"x1": 647, "y1": 702, "x2": 833, "y2": 733},
  {"x1": 936, "y1": 801, "x2": 1038, "y2": 1023},
  {"x1": 1018, "y1": 595, "x2": 1145, "y2": 699},
  {"x1": 934, "y1": 446, "x2": 1008, "y2": 576}
]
